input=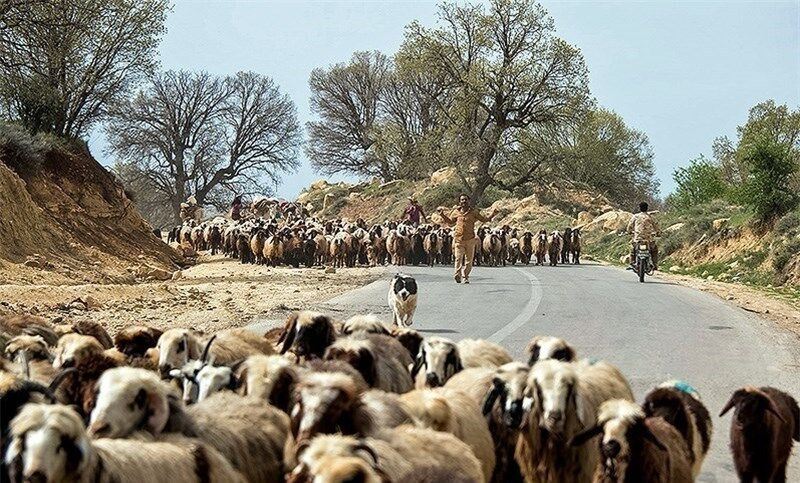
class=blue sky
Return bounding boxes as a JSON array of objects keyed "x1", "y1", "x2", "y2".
[{"x1": 89, "y1": 0, "x2": 800, "y2": 199}]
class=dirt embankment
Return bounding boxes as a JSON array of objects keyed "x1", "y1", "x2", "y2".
[
  {"x1": 0, "y1": 255, "x2": 385, "y2": 335},
  {"x1": 0, "y1": 140, "x2": 182, "y2": 284}
]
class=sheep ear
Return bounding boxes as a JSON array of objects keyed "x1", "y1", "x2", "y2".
[
  {"x1": 643, "y1": 425, "x2": 668, "y2": 451},
  {"x1": 527, "y1": 342, "x2": 541, "y2": 366},
  {"x1": 279, "y1": 314, "x2": 298, "y2": 354},
  {"x1": 355, "y1": 348, "x2": 377, "y2": 387},
  {"x1": 568, "y1": 425, "x2": 602, "y2": 447},
  {"x1": 144, "y1": 388, "x2": 170, "y2": 434},
  {"x1": 766, "y1": 401, "x2": 787, "y2": 423},
  {"x1": 574, "y1": 383, "x2": 594, "y2": 427},
  {"x1": 719, "y1": 390, "x2": 746, "y2": 417},
  {"x1": 482, "y1": 381, "x2": 503, "y2": 416},
  {"x1": 410, "y1": 349, "x2": 425, "y2": 378},
  {"x1": 354, "y1": 441, "x2": 380, "y2": 467}
]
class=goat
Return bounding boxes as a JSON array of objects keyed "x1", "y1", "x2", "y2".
[
  {"x1": 561, "y1": 227, "x2": 573, "y2": 264},
  {"x1": 535, "y1": 230, "x2": 548, "y2": 266},
  {"x1": 643, "y1": 381, "x2": 712, "y2": 478},
  {"x1": 548, "y1": 231, "x2": 562, "y2": 266},
  {"x1": 517, "y1": 359, "x2": 634, "y2": 483},
  {"x1": 520, "y1": 231, "x2": 533, "y2": 265},
  {"x1": 88, "y1": 367, "x2": 292, "y2": 483},
  {"x1": 720, "y1": 386, "x2": 800, "y2": 483},
  {"x1": 570, "y1": 228, "x2": 582, "y2": 264},
  {"x1": 570, "y1": 399, "x2": 692, "y2": 483},
  {"x1": 6, "y1": 403, "x2": 245, "y2": 483}
]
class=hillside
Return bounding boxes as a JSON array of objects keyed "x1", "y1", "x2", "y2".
[{"x1": 0, "y1": 126, "x2": 183, "y2": 285}]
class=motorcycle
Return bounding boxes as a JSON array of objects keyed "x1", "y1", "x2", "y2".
[{"x1": 634, "y1": 241, "x2": 655, "y2": 283}]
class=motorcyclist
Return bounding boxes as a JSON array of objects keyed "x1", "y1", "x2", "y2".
[{"x1": 627, "y1": 202, "x2": 661, "y2": 270}]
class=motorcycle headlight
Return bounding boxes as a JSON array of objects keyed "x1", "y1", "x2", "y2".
[{"x1": 639, "y1": 244, "x2": 649, "y2": 250}]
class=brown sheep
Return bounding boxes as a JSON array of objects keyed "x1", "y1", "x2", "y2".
[
  {"x1": 324, "y1": 333, "x2": 413, "y2": 393},
  {"x1": 720, "y1": 386, "x2": 800, "y2": 483},
  {"x1": 278, "y1": 311, "x2": 337, "y2": 359}
]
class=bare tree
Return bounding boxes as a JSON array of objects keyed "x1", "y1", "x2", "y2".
[
  {"x1": 107, "y1": 70, "x2": 301, "y2": 223},
  {"x1": 0, "y1": 0, "x2": 169, "y2": 138}
]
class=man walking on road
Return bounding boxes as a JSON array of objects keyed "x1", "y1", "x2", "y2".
[{"x1": 438, "y1": 194, "x2": 497, "y2": 284}]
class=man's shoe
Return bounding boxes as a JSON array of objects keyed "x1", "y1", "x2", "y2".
[
  {"x1": 454, "y1": 274, "x2": 462, "y2": 284},
  {"x1": 464, "y1": 278, "x2": 470, "y2": 284}
]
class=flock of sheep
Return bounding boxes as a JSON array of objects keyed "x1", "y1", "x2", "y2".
[
  {"x1": 165, "y1": 215, "x2": 584, "y2": 268},
  {"x1": 1, "y1": 309, "x2": 798, "y2": 483}
]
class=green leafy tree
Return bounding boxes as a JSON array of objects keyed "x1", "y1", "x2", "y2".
[
  {"x1": 668, "y1": 156, "x2": 728, "y2": 209},
  {"x1": 737, "y1": 138, "x2": 799, "y2": 222}
]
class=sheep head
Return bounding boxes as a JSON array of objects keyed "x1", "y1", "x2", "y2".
[
  {"x1": 156, "y1": 329, "x2": 203, "y2": 378},
  {"x1": 53, "y1": 334, "x2": 103, "y2": 369},
  {"x1": 5, "y1": 404, "x2": 90, "y2": 483},
  {"x1": 5, "y1": 335, "x2": 51, "y2": 364},
  {"x1": 89, "y1": 367, "x2": 176, "y2": 438},
  {"x1": 342, "y1": 315, "x2": 390, "y2": 336},
  {"x1": 525, "y1": 359, "x2": 579, "y2": 437},
  {"x1": 411, "y1": 337, "x2": 462, "y2": 388},
  {"x1": 290, "y1": 372, "x2": 370, "y2": 442},
  {"x1": 526, "y1": 336, "x2": 576, "y2": 365},
  {"x1": 278, "y1": 311, "x2": 336, "y2": 358},
  {"x1": 290, "y1": 434, "x2": 381, "y2": 483},
  {"x1": 720, "y1": 386, "x2": 786, "y2": 426},
  {"x1": 482, "y1": 362, "x2": 531, "y2": 428},
  {"x1": 569, "y1": 399, "x2": 667, "y2": 481},
  {"x1": 239, "y1": 355, "x2": 298, "y2": 411},
  {"x1": 324, "y1": 338, "x2": 378, "y2": 388}
]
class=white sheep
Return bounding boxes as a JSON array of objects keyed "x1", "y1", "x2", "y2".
[
  {"x1": 5, "y1": 403, "x2": 245, "y2": 483},
  {"x1": 88, "y1": 367, "x2": 291, "y2": 483},
  {"x1": 517, "y1": 359, "x2": 634, "y2": 483}
]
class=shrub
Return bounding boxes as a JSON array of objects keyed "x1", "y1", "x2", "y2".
[
  {"x1": 0, "y1": 123, "x2": 63, "y2": 176},
  {"x1": 668, "y1": 156, "x2": 729, "y2": 209},
  {"x1": 775, "y1": 211, "x2": 800, "y2": 236},
  {"x1": 773, "y1": 239, "x2": 800, "y2": 273},
  {"x1": 736, "y1": 138, "x2": 799, "y2": 222}
]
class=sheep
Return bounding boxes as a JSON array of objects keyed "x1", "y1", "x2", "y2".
[
  {"x1": 53, "y1": 333, "x2": 104, "y2": 368},
  {"x1": 561, "y1": 227, "x2": 573, "y2": 264},
  {"x1": 400, "y1": 387, "x2": 496, "y2": 481},
  {"x1": 324, "y1": 333, "x2": 413, "y2": 393},
  {"x1": 516, "y1": 359, "x2": 634, "y2": 483},
  {"x1": 423, "y1": 231, "x2": 442, "y2": 266},
  {"x1": 719, "y1": 386, "x2": 800, "y2": 483},
  {"x1": 386, "y1": 230, "x2": 408, "y2": 265},
  {"x1": 0, "y1": 315, "x2": 59, "y2": 347},
  {"x1": 0, "y1": 372, "x2": 62, "y2": 459},
  {"x1": 507, "y1": 238, "x2": 520, "y2": 265},
  {"x1": 457, "y1": 338, "x2": 513, "y2": 369},
  {"x1": 520, "y1": 231, "x2": 533, "y2": 264},
  {"x1": 113, "y1": 325, "x2": 163, "y2": 358},
  {"x1": 548, "y1": 231, "x2": 562, "y2": 266},
  {"x1": 288, "y1": 453, "x2": 383, "y2": 483},
  {"x1": 643, "y1": 381, "x2": 712, "y2": 477},
  {"x1": 412, "y1": 337, "x2": 511, "y2": 389},
  {"x1": 445, "y1": 362, "x2": 530, "y2": 483},
  {"x1": 526, "y1": 335, "x2": 577, "y2": 365},
  {"x1": 3, "y1": 335, "x2": 57, "y2": 388},
  {"x1": 88, "y1": 367, "x2": 292, "y2": 483},
  {"x1": 277, "y1": 311, "x2": 337, "y2": 359},
  {"x1": 67, "y1": 320, "x2": 114, "y2": 349},
  {"x1": 5, "y1": 403, "x2": 245, "y2": 483},
  {"x1": 157, "y1": 327, "x2": 274, "y2": 377},
  {"x1": 534, "y1": 230, "x2": 548, "y2": 266},
  {"x1": 50, "y1": 352, "x2": 120, "y2": 419},
  {"x1": 290, "y1": 371, "x2": 411, "y2": 443},
  {"x1": 569, "y1": 399, "x2": 693, "y2": 483},
  {"x1": 342, "y1": 314, "x2": 391, "y2": 336},
  {"x1": 482, "y1": 233, "x2": 502, "y2": 267},
  {"x1": 290, "y1": 428, "x2": 486, "y2": 483},
  {"x1": 264, "y1": 234, "x2": 284, "y2": 266},
  {"x1": 570, "y1": 228, "x2": 582, "y2": 264}
]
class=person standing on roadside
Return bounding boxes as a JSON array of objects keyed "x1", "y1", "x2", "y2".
[
  {"x1": 437, "y1": 194, "x2": 497, "y2": 284},
  {"x1": 403, "y1": 196, "x2": 427, "y2": 226}
]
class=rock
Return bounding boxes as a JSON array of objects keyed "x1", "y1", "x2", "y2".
[
  {"x1": 68, "y1": 301, "x2": 86, "y2": 311},
  {"x1": 379, "y1": 180, "x2": 403, "y2": 189},
  {"x1": 171, "y1": 270, "x2": 183, "y2": 281},
  {"x1": 325, "y1": 267, "x2": 336, "y2": 274},
  {"x1": 430, "y1": 167, "x2": 457, "y2": 185},
  {"x1": 136, "y1": 265, "x2": 172, "y2": 281},
  {"x1": 728, "y1": 261, "x2": 739, "y2": 269},
  {"x1": 589, "y1": 210, "x2": 633, "y2": 232},
  {"x1": 84, "y1": 296, "x2": 101, "y2": 309},
  {"x1": 23, "y1": 255, "x2": 46, "y2": 269},
  {"x1": 669, "y1": 265, "x2": 682, "y2": 273},
  {"x1": 665, "y1": 223, "x2": 686, "y2": 233},
  {"x1": 323, "y1": 193, "x2": 334, "y2": 211},
  {"x1": 575, "y1": 211, "x2": 594, "y2": 227},
  {"x1": 726, "y1": 294, "x2": 735, "y2": 300},
  {"x1": 706, "y1": 275, "x2": 715, "y2": 281},
  {"x1": 309, "y1": 179, "x2": 329, "y2": 191},
  {"x1": 712, "y1": 218, "x2": 730, "y2": 231}
]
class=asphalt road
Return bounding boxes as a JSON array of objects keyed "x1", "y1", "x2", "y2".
[{"x1": 253, "y1": 261, "x2": 800, "y2": 482}]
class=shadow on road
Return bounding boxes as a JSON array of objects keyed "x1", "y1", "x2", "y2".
[{"x1": 418, "y1": 328, "x2": 459, "y2": 334}]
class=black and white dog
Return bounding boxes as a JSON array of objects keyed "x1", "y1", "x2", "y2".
[{"x1": 388, "y1": 273, "x2": 418, "y2": 327}]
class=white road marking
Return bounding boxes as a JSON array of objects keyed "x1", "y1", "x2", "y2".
[{"x1": 486, "y1": 267, "x2": 542, "y2": 344}]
